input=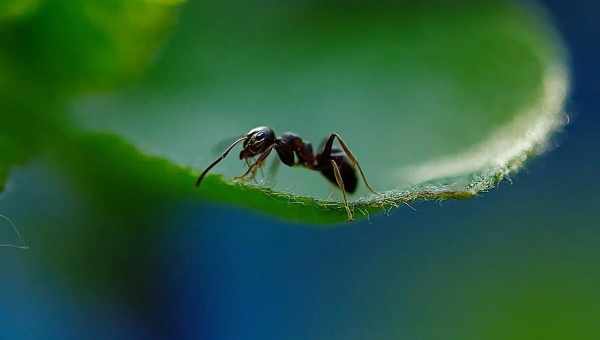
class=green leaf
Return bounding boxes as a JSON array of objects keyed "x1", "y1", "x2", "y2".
[
  {"x1": 51, "y1": 131, "x2": 365, "y2": 224},
  {"x1": 69, "y1": 1, "x2": 568, "y2": 222},
  {"x1": 1, "y1": 1, "x2": 568, "y2": 224},
  {"x1": 0, "y1": 0, "x2": 39, "y2": 22}
]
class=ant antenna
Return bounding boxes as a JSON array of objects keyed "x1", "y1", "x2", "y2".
[
  {"x1": 0, "y1": 214, "x2": 29, "y2": 250},
  {"x1": 196, "y1": 136, "x2": 248, "y2": 187}
]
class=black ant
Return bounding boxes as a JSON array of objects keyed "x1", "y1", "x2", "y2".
[{"x1": 195, "y1": 126, "x2": 378, "y2": 220}]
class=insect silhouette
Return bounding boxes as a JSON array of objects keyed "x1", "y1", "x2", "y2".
[{"x1": 195, "y1": 126, "x2": 378, "y2": 220}]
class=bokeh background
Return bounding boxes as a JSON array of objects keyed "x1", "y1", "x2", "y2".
[{"x1": 1, "y1": 1, "x2": 599, "y2": 339}]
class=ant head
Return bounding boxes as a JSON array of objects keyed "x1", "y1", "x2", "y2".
[{"x1": 239, "y1": 126, "x2": 276, "y2": 159}]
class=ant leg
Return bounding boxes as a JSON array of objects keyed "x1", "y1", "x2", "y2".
[
  {"x1": 326, "y1": 189, "x2": 335, "y2": 201},
  {"x1": 324, "y1": 133, "x2": 379, "y2": 195},
  {"x1": 258, "y1": 160, "x2": 266, "y2": 181},
  {"x1": 245, "y1": 157, "x2": 262, "y2": 183},
  {"x1": 328, "y1": 139, "x2": 416, "y2": 211},
  {"x1": 267, "y1": 156, "x2": 280, "y2": 184},
  {"x1": 235, "y1": 145, "x2": 275, "y2": 181},
  {"x1": 331, "y1": 160, "x2": 353, "y2": 221}
]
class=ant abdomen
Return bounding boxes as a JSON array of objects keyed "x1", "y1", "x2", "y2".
[{"x1": 318, "y1": 153, "x2": 358, "y2": 194}]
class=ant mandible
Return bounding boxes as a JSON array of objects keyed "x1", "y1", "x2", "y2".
[{"x1": 195, "y1": 126, "x2": 378, "y2": 220}]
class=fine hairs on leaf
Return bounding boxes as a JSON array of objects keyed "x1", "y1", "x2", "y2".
[{"x1": 0, "y1": 214, "x2": 29, "y2": 250}]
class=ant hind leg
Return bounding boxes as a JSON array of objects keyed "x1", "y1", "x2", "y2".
[
  {"x1": 323, "y1": 133, "x2": 379, "y2": 195},
  {"x1": 331, "y1": 160, "x2": 353, "y2": 221}
]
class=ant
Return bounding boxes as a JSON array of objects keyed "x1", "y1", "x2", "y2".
[{"x1": 195, "y1": 126, "x2": 378, "y2": 220}]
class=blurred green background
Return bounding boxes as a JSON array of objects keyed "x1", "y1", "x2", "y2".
[{"x1": 1, "y1": 0, "x2": 599, "y2": 339}]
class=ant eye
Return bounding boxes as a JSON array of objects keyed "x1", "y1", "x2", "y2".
[{"x1": 254, "y1": 133, "x2": 266, "y2": 143}]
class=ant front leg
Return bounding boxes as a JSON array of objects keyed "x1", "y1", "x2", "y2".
[
  {"x1": 235, "y1": 145, "x2": 275, "y2": 181},
  {"x1": 321, "y1": 133, "x2": 378, "y2": 195}
]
